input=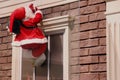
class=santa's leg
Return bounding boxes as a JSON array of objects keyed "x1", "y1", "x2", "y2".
[
  {"x1": 32, "y1": 44, "x2": 47, "y2": 67},
  {"x1": 32, "y1": 43, "x2": 47, "y2": 57}
]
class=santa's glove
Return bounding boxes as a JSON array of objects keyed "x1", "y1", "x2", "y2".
[
  {"x1": 35, "y1": 10, "x2": 43, "y2": 18},
  {"x1": 34, "y1": 53, "x2": 46, "y2": 67}
]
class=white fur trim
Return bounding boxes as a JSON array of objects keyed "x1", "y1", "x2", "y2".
[
  {"x1": 23, "y1": 6, "x2": 35, "y2": 21},
  {"x1": 35, "y1": 10, "x2": 43, "y2": 18},
  {"x1": 34, "y1": 53, "x2": 46, "y2": 67},
  {"x1": 12, "y1": 38, "x2": 47, "y2": 46}
]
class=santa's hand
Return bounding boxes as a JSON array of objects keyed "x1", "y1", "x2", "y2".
[{"x1": 35, "y1": 10, "x2": 43, "y2": 18}]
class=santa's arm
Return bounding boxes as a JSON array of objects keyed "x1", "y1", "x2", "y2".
[
  {"x1": 29, "y1": 10, "x2": 43, "y2": 24},
  {"x1": 23, "y1": 10, "x2": 43, "y2": 27}
]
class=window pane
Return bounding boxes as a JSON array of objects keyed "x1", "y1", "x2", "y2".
[
  {"x1": 50, "y1": 34, "x2": 63, "y2": 80},
  {"x1": 36, "y1": 51, "x2": 48, "y2": 80},
  {"x1": 22, "y1": 58, "x2": 33, "y2": 80},
  {"x1": 36, "y1": 33, "x2": 63, "y2": 80}
]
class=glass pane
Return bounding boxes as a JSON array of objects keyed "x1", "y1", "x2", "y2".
[
  {"x1": 50, "y1": 34, "x2": 63, "y2": 80},
  {"x1": 36, "y1": 51, "x2": 48, "y2": 80},
  {"x1": 22, "y1": 58, "x2": 33, "y2": 80},
  {"x1": 36, "y1": 33, "x2": 63, "y2": 80}
]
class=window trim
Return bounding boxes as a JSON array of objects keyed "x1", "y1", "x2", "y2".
[
  {"x1": 12, "y1": 15, "x2": 71, "y2": 80},
  {"x1": 0, "y1": 0, "x2": 78, "y2": 17},
  {"x1": 106, "y1": 1, "x2": 120, "y2": 80}
]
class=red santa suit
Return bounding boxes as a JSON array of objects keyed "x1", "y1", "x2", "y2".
[{"x1": 9, "y1": 4, "x2": 47, "y2": 65}]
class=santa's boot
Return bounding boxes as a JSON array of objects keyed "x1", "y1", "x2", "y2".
[{"x1": 34, "y1": 53, "x2": 46, "y2": 67}]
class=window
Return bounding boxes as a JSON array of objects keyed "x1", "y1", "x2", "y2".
[
  {"x1": 36, "y1": 30, "x2": 65, "y2": 80},
  {"x1": 12, "y1": 15, "x2": 70, "y2": 80},
  {"x1": 0, "y1": 0, "x2": 78, "y2": 17}
]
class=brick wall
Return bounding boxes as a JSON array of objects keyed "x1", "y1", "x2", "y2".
[
  {"x1": 0, "y1": 17, "x2": 12, "y2": 80},
  {"x1": 79, "y1": 0, "x2": 106, "y2": 80},
  {"x1": 41, "y1": 0, "x2": 106, "y2": 80}
]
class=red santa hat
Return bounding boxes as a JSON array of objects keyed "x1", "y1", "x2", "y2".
[{"x1": 9, "y1": 7, "x2": 25, "y2": 33}]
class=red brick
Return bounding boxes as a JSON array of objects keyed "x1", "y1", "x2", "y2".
[
  {"x1": 80, "y1": 39, "x2": 99, "y2": 48},
  {"x1": 0, "y1": 50, "x2": 12, "y2": 57},
  {"x1": 100, "y1": 72, "x2": 107, "y2": 80},
  {"x1": 80, "y1": 73, "x2": 99, "y2": 80},
  {"x1": 89, "y1": 12, "x2": 105, "y2": 21},
  {"x1": 70, "y1": 1, "x2": 79, "y2": 9},
  {"x1": 69, "y1": 8, "x2": 79, "y2": 16},
  {"x1": 70, "y1": 57, "x2": 79, "y2": 65},
  {"x1": 0, "y1": 24, "x2": 2, "y2": 30},
  {"x1": 98, "y1": 29, "x2": 106, "y2": 37},
  {"x1": 80, "y1": 48, "x2": 89, "y2": 56},
  {"x1": 0, "y1": 71, "x2": 9, "y2": 77},
  {"x1": 7, "y1": 57, "x2": 12, "y2": 63},
  {"x1": 80, "y1": 15, "x2": 89, "y2": 23},
  {"x1": 74, "y1": 16, "x2": 80, "y2": 24},
  {"x1": 99, "y1": 20, "x2": 106, "y2": 28},
  {"x1": 45, "y1": 12, "x2": 61, "y2": 18},
  {"x1": 71, "y1": 41, "x2": 80, "y2": 49},
  {"x1": 90, "y1": 63, "x2": 106, "y2": 72},
  {"x1": 88, "y1": 0, "x2": 105, "y2": 5},
  {"x1": 2, "y1": 36, "x2": 12, "y2": 43},
  {"x1": 98, "y1": 3, "x2": 106, "y2": 11},
  {"x1": 80, "y1": 65, "x2": 89, "y2": 73},
  {"x1": 71, "y1": 32, "x2": 80, "y2": 41},
  {"x1": 0, "y1": 23, "x2": 7, "y2": 31},
  {"x1": 71, "y1": 49, "x2": 80, "y2": 57},
  {"x1": 42, "y1": 8, "x2": 52, "y2": 14},
  {"x1": 71, "y1": 24, "x2": 80, "y2": 33},
  {"x1": 51, "y1": 12, "x2": 61, "y2": 17},
  {"x1": 89, "y1": 46, "x2": 106, "y2": 55},
  {"x1": 0, "y1": 17, "x2": 8, "y2": 24},
  {"x1": 61, "y1": 4, "x2": 69, "y2": 11},
  {"x1": 0, "y1": 44, "x2": 7, "y2": 50},
  {"x1": 1, "y1": 77, "x2": 11, "y2": 80},
  {"x1": 0, "y1": 57, "x2": 8, "y2": 64},
  {"x1": 7, "y1": 43, "x2": 12, "y2": 49},
  {"x1": 99, "y1": 38, "x2": 106, "y2": 46},
  {"x1": 99, "y1": 55, "x2": 106, "y2": 63},
  {"x1": 80, "y1": 22, "x2": 98, "y2": 31},
  {"x1": 80, "y1": 5, "x2": 99, "y2": 15},
  {"x1": 0, "y1": 31, "x2": 8, "y2": 37},
  {"x1": 44, "y1": 14, "x2": 53, "y2": 19},
  {"x1": 80, "y1": 56, "x2": 98, "y2": 64},
  {"x1": 80, "y1": 31, "x2": 89, "y2": 40},
  {"x1": 62, "y1": 10, "x2": 69, "y2": 15},
  {"x1": 71, "y1": 74, "x2": 80, "y2": 80},
  {"x1": 71, "y1": 65, "x2": 80, "y2": 73},
  {"x1": 1, "y1": 63, "x2": 11, "y2": 70},
  {"x1": 89, "y1": 30, "x2": 98, "y2": 38},
  {"x1": 0, "y1": 38, "x2": 2, "y2": 43},
  {"x1": 90, "y1": 29, "x2": 106, "y2": 38},
  {"x1": 52, "y1": 6, "x2": 62, "y2": 12},
  {"x1": 79, "y1": 1, "x2": 88, "y2": 7}
]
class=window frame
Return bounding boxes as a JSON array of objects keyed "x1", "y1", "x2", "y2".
[
  {"x1": 43, "y1": 23, "x2": 69, "y2": 80},
  {"x1": 11, "y1": 15, "x2": 70, "y2": 80},
  {"x1": 106, "y1": 1, "x2": 120, "y2": 80}
]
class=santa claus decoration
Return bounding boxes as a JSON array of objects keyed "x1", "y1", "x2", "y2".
[{"x1": 8, "y1": 3, "x2": 47, "y2": 66}]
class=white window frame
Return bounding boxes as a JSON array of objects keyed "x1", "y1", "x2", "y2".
[
  {"x1": 0, "y1": 0, "x2": 78, "y2": 17},
  {"x1": 11, "y1": 15, "x2": 71, "y2": 80},
  {"x1": 106, "y1": 1, "x2": 120, "y2": 80}
]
